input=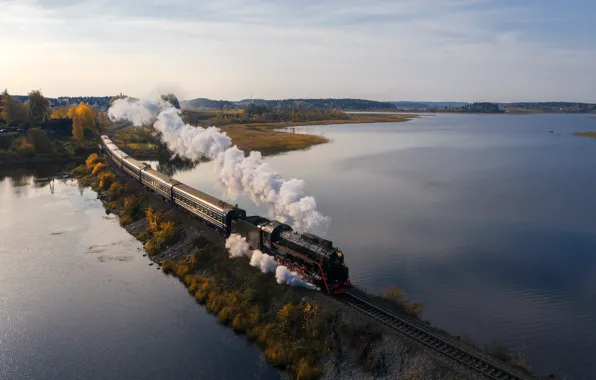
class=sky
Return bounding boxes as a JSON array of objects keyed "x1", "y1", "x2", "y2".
[{"x1": 1, "y1": 0, "x2": 595, "y2": 102}]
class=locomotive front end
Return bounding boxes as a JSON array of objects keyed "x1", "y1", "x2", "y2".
[{"x1": 326, "y1": 249, "x2": 351, "y2": 294}]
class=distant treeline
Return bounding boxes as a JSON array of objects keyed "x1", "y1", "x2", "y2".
[
  {"x1": 501, "y1": 102, "x2": 596, "y2": 113},
  {"x1": 184, "y1": 103, "x2": 350, "y2": 126},
  {"x1": 450, "y1": 102, "x2": 502, "y2": 113},
  {"x1": 181, "y1": 97, "x2": 397, "y2": 111},
  {"x1": 12, "y1": 95, "x2": 113, "y2": 111}
]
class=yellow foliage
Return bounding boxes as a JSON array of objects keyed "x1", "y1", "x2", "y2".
[
  {"x1": 217, "y1": 306, "x2": 237, "y2": 325},
  {"x1": 98, "y1": 171, "x2": 115, "y2": 189},
  {"x1": 91, "y1": 162, "x2": 105, "y2": 175},
  {"x1": 85, "y1": 153, "x2": 99, "y2": 170},
  {"x1": 119, "y1": 214, "x2": 133, "y2": 226},
  {"x1": 264, "y1": 342, "x2": 290, "y2": 368},
  {"x1": 278, "y1": 303, "x2": 296, "y2": 321},
  {"x1": 109, "y1": 182, "x2": 123, "y2": 198},
  {"x1": 232, "y1": 313, "x2": 250, "y2": 333},
  {"x1": 156, "y1": 221, "x2": 175, "y2": 244},
  {"x1": 50, "y1": 109, "x2": 63, "y2": 119},
  {"x1": 16, "y1": 139, "x2": 35, "y2": 156},
  {"x1": 206, "y1": 295, "x2": 227, "y2": 315},
  {"x1": 297, "y1": 359, "x2": 322, "y2": 380},
  {"x1": 72, "y1": 102, "x2": 98, "y2": 142},
  {"x1": 145, "y1": 208, "x2": 162, "y2": 233},
  {"x1": 144, "y1": 240, "x2": 160, "y2": 256},
  {"x1": 67, "y1": 105, "x2": 76, "y2": 118},
  {"x1": 383, "y1": 287, "x2": 405, "y2": 302},
  {"x1": 194, "y1": 289, "x2": 208, "y2": 304}
]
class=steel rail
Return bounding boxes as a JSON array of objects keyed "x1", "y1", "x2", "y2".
[{"x1": 340, "y1": 292, "x2": 531, "y2": 380}]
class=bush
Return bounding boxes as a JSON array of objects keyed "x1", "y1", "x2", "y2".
[
  {"x1": 16, "y1": 139, "x2": 35, "y2": 157},
  {"x1": 27, "y1": 128, "x2": 52, "y2": 153},
  {"x1": 161, "y1": 261, "x2": 175, "y2": 275},
  {"x1": 98, "y1": 171, "x2": 115, "y2": 189},
  {"x1": 109, "y1": 182, "x2": 123, "y2": 198},
  {"x1": 206, "y1": 295, "x2": 227, "y2": 315},
  {"x1": 297, "y1": 359, "x2": 322, "y2": 380},
  {"x1": 264, "y1": 342, "x2": 290, "y2": 368},
  {"x1": 91, "y1": 162, "x2": 105, "y2": 175},
  {"x1": 71, "y1": 165, "x2": 87, "y2": 176},
  {"x1": 119, "y1": 214, "x2": 133, "y2": 226},
  {"x1": 144, "y1": 239, "x2": 160, "y2": 256},
  {"x1": 120, "y1": 196, "x2": 145, "y2": 221},
  {"x1": 155, "y1": 220, "x2": 176, "y2": 245},
  {"x1": 217, "y1": 306, "x2": 237, "y2": 325},
  {"x1": 232, "y1": 313, "x2": 251, "y2": 333},
  {"x1": 146, "y1": 208, "x2": 163, "y2": 233},
  {"x1": 86, "y1": 153, "x2": 99, "y2": 170},
  {"x1": 137, "y1": 231, "x2": 149, "y2": 242}
]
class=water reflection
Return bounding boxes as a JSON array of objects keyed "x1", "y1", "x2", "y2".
[
  {"x1": 0, "y1": 168, "x2": 281, "y2": 380},
  {"x1": 158, "y1": 114, "x2": 596, "y2": 379},
  {"x1": 147, "y1": 155, "x2": 198, "y2": 177}
]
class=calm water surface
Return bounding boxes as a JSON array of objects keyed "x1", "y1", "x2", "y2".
[
  {"x1": 169, "y1": 114, "x2": 596, "y2": 379},
  {"x1": 0, "y1": 169, "x2": 281, "y2": 380}
]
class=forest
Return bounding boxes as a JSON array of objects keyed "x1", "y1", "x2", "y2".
[{"x1": 0, "y1": 90, "x2": 113, "y2": 164}]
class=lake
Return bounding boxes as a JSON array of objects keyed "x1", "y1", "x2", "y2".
[
  {"x1": 0, "y1": 169, "x2": 281, "y2": 380},
  {"x1": 167, "y1": 113, "x2": 596, "y2": 379}
]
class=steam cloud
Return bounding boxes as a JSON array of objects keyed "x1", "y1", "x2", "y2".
[
  {"x1": 225, "y1": 234, "x2": 315, "y2": 290},
  {"x1": 108, "y1": 97, "x2": 330, "y2": 234}
]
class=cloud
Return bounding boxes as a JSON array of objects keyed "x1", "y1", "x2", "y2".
[{"x1": 1, "y1": 0, "x2": 595, "y2": 101}]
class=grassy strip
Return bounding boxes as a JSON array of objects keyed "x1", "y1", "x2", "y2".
[
  {"x1": 573, "y1": 131, "x2": 596, "y2": 139},
  {"x1": 109, "y1": 113, "x2": 417, "y2": 158},
  {"x1": 72, "y1": 153, "x2": 393, "y2": 379},
  {"x1": 73, "y1": 153, "x2": 541, "y2": 380}
]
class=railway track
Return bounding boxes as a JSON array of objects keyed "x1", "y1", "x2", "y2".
[{"x1": 339, "y1": 292, "x2": 530, "y2": 380}]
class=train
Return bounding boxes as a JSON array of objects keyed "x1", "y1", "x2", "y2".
[{"x1": 99, "y1": 135, "x2": 351, "y2": 294}]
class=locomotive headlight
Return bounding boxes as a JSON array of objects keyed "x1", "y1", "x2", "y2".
[{"x1": 338, "y1": 251, "x2": 343, "y2": 257}]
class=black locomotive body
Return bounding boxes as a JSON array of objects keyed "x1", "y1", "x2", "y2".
[
  {"x1": 232, "y1": 217, "x2": 350, "y2": 294},
  {"x1": 100, "y1": 135, "x2": 350, "y2": 294}
]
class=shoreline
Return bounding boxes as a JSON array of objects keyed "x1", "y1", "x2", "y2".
[
  {"x1": 69, "y1": 153, "x2": 543, "y2": 380},
  {"x1": 114, "y1": 113, "x2": 419, "y2": 160}
]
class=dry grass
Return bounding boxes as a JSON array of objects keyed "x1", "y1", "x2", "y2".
[
  {"x1": 573, "y1": 131, "x2": 596, "y2": 139},
  {"x1": 158, "y1": 255, "x2": 335, "y2": 379},
  {"x1": 217, "y1": 113, "x2": 416, "y2": 155},
  {"x1": 220, "y1": 124, "x2": 327, "y2": 155},
  {"x1": 378, "y1": 286, "x2": 424, "y2": 318}
]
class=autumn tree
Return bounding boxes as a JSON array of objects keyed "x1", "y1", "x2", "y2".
[
  {"x1": 27, "y1": 128, "x2": 53, "y2": 153},
  {"x1": 0, "y1": 92, "x2": 28, "y2": 127},
  {"x1": 50, "y1": 105, "x2": 76, "y2": 119},
  {"x1": 72, "y1": 102, "x2": 97, "y2": 142},
  {"x1": 96, "y1": 111, "x2": 108, "y2": 131},
  {"x1": 0, "y1": 90, "x2": 6, "y2": 124},
  {"x1": 50, "y1": 109, "x2": 63, "y2": 119},
  {"x1": 27, "y1": 90, "x2": 50, "y2": 124}
]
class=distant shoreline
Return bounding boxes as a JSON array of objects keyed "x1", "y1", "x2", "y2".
[{"x1": 573, "y1": 131, "x2": 596, "y2": 139}]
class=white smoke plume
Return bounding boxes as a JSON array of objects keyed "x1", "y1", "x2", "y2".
[
  {"x1": 108, "y1": 98, "x2": 163, "y2": 126},
  {"x1": 225, "y1": 235, "x2": 315, "y2": 290},
  {"x1": 275, "y1": 266, "x2": 317, "y2": 290},
  {"x1": 225, "y1": 233, "x2": 251, "y2": 258},
  {"x1": 109, "y1": 98, "x2": 231, "y2": 161},
  {"x1": 249, "y1": 249, "x2": 278, "y2": 274},
  {"x1": 214, "y1": 147, "x2": 331, "y2": 234},
  {"x1": 108, "y1": 97, "x2": 330, "y2": 234}
]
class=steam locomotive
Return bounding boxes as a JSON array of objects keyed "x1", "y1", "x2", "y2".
[{"x1": 99, "y1": 135, "x2": 351, "y2": 294}]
